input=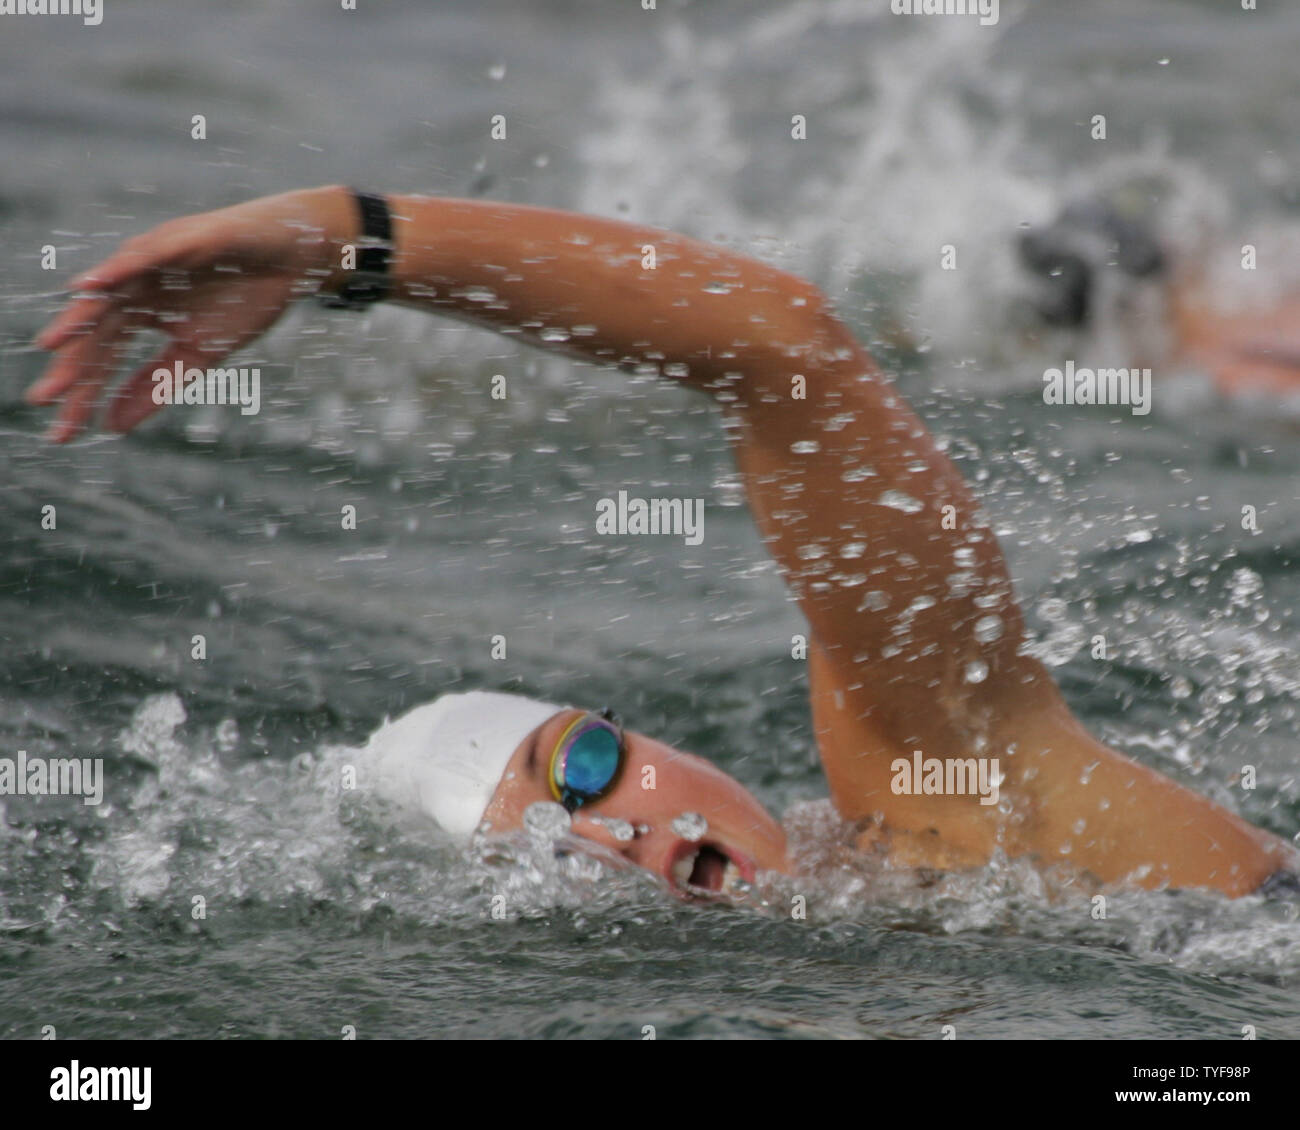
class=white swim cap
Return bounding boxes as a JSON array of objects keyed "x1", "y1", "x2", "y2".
[{"x1": 361, "y1": 691, "x2": 564, "y2": 842}]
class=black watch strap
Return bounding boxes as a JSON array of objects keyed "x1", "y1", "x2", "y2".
[{"x1": 320, "y1": 190, "x2": 393, "y2": 309}]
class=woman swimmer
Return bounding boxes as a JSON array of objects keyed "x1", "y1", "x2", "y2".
[{"x1": 26, "y1": 186, "x2": 1300, "y2": 898}]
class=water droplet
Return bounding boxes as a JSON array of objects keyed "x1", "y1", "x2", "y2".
[
  {"x1": 791, "y1": 440, "x2": 821, "y2": 454},
  {"x1": 214, "y1": 718, "x2": 239, "y2": 752},
  {"x1": 488, "y1": 62, "x2": 507, "y2": 80},
  {"x1": 592, "y1": 815, "x2": 635, "y2": 842},
  {"x1": 797, "y1": 543, "x2": 828, "y2": 560},
  {"x1": 1125, "y1": 528, "x2": 1153, "y2": 545},
  {"x1": 524, "y1": 801, "x2": 572, "y2": 841},
  {"x1": 1228, "y1": 567, "x2": 1262, "y2": 606},
  {"x1": 964, "y1": 660, "x2": 988, "y2": 684},
  {"x1": 539, "y1": 327, "x2": 570, "y2": 343},
  {"x1": 947, "y1": 572, "x2": 975, "y2": 597},
  {"x1": 671, "y1": 812, "x2": 708, "y2": 841},
  {"x1": 878, "y1": 490, "x2": 923, "y2": 514},
  {"x1": 713, "y1": 476, "x2": 746, "y2": 507},
  {"x1": 1169, "y1": 676, "x2": 1193, "y2": 700},
  {"x1": 841, "y1": 465, "x2": 877, "y2": 483},
  {"x1": 1037, "y1": 597, "x2": 1068, "y2": 623},
  {"x1": 953, "y1": 547, "x2": 976, "y2": 568},
  {"x1": 974, "y1": 615, "x2": 1004, "y2": 643},
  {"x1": 858, "y1": 590, "x2": 890, "y2": 612},
  {"x1": 839, "y1": 541, "x2": 867, "y2": 559},
  {"x1": 702, "y1": 280, "x2": 734, "y2": 295}
]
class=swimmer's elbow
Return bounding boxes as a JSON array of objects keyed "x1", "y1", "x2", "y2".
[{"x1": 761, "y1": 275, "x2": 868, "y2": 376}]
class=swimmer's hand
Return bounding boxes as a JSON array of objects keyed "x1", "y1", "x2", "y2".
[{"x1": 26, "y1": 186, "x2": 357, "y2": 442}]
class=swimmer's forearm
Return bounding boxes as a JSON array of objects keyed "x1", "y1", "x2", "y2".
[{"x1": 321, "y1": 190, "x2": 838, "y2": 391}]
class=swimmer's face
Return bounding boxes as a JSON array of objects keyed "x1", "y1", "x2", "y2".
[{"x1": 482, "y1": 709, "x2": 789, "y2": 895}]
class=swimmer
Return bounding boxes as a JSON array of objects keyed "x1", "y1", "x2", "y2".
[
  {"x1": 26, "y1": 186, "x2": 1299, "y2": 898},
  {"x1": 1019, "y1": 194, "x2": 1300, "y2": 399}
]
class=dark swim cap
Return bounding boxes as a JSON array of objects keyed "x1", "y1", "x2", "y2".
[{"x1": 1018, "y1": 198, "x2": 1167, "y2": 328}]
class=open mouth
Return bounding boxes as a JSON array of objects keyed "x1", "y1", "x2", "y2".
[{"x1": 669, "y1": 843, "x2": 748, "y2": 896}]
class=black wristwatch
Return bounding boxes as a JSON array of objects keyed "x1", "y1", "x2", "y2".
[{"x1": 320, "y1": 190, "x2": 393, "y2": 309}]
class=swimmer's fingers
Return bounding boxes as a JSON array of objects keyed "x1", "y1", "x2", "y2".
[
  {"x1": 68, "y1": 220, "x2": 220, "y2": 294},
  {"x1": 32, "y1": 293, "x2": 114, "y2": 354},
  {"x1": 68, "y1": 242, "x2": 162, "y2": 296},
  {"x1": 34, "y1": 223, "x2": 227, "y2": 354},
  {"x1": 25, "y1": 286, "x2": 146, "y2": 407},
  {"x1": 104, "y1": 344, "x2": 206, "y2": 435},
  {"x1": 39, "y1": 310, "x2": 132, "y2": 444}
]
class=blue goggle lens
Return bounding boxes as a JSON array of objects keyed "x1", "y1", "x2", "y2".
[{"x1": 562, "y1": 725, "x2": 621, "y2": 797}]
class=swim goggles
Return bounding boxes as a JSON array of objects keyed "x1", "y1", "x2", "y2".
[{"x1": 548, "y1": 708, "x2": 625, "y2": 812}]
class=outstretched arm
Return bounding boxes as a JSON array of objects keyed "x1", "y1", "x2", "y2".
[{"x1": 29, "y1": 186, "x2": 1294, "y2": 894}]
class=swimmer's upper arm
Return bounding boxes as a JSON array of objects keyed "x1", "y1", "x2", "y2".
[{"x1": 724, "y1": 308, "x2": 1062, "y2": 766}]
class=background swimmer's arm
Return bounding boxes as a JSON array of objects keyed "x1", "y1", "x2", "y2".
[
  {"x1": 1171, "y1": 284, "x2": 1300, "y2": 396},
  {"x1": 29, "y1": 187, "x2": 1294, "y2": 893}
]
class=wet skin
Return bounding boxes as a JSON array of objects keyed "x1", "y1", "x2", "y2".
[{"x1": 481, "y1": 709, "x2": 790, "y2": 895}]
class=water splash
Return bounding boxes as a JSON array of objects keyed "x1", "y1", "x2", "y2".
[{"x1": 670, "y1": 812, "x2": 709, "y2": 842}]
